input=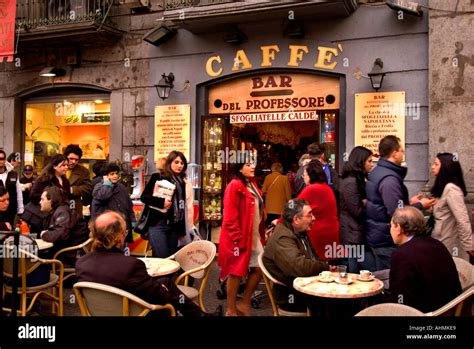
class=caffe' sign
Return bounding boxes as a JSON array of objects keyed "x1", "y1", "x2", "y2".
[{"x1": 208, "y1": 73, "x2": 339, "y2": 115}]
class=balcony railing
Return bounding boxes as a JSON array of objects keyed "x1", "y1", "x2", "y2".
[
  {"x1": 164, "y1": 0, "x2": 235, "y2": 10},
  {"x1": 16, "y1": 0, "x2": 115, "y2": 30}
]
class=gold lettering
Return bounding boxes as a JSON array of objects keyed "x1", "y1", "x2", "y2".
[
  {"x1": 288, "y1": 45, "x2": 308, "y2": 67},
  {"x1": 314, "y1": 46, "x2": 338, "y2": 70},
  {"x1": 206, "y1": 56, "x2": 223, "y2": 77},
  {"x1": 231, "y1": 50, "x2": 253, "y2": 71},
  {"x1": 260, "y1": 45, "x2": 280, "y2": 67}
]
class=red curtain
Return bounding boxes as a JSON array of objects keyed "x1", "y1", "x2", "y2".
[{"x1": 0, "y1": 0, "x2": 17, "y2": 63}]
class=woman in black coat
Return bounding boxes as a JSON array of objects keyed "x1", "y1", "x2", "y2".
[{"x1": 339, "y1": 146, "x2": 373, "y2": 273}]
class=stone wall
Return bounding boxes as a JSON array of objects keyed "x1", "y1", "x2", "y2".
[{"x1": 429, "y1": 0, "x2": 474, "y2": 221}]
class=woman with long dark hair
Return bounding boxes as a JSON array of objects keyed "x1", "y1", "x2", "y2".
[
  {"x1": 140, "y1": 150, "x2": 194, "y2": 258},
  {"x1": 27, "y1": 154, "x2": 71, "y2": 235},
  {"x1": 431, "y1": 153, "x2": 472, "y2": 261},
  {"x1": 218, "y1": 156, "x2": 265, "y2": 316},
  {"x1": 30, "y1": 154, "x2": 71, "y2": 204},
  {"x1": 339, "y1": 146, "x2": 374, "y2": 272}
]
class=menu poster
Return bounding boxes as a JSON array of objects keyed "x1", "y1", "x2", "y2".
[
  {"x1": 354, "y1": 92, "x2": 405, "y2": 155},
  {"x1": 154, "y1": 104, "x2": 191, "y2": 161}
]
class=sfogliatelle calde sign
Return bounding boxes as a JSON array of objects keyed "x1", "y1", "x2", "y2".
[{"x1": 208, "y1": 73, "x2": 339, "y2": 123}]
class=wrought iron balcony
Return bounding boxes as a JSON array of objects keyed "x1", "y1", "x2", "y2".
[
  {"x1": 16, "y1": 0, "x2": 116, "y2": 30},
  {"x1": 15, "y1": 0, "x2": 122, "y2": 45},
  {"x1": 164, "y1": 0, "x2": 235, "y2": 11}
]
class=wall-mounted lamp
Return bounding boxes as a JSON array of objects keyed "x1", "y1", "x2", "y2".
[
  {"x1": 368, "y1": 58, "x2": 386, "y2": 91},
  {"x1": 283, "y1": 20, "x2": 304, "y2": 39},
  {"x1": 155, "y1": 73, "x2": 190, "y2": 100},
  {"x1": 223, "y1": 27, "x2": 247, "y2": 44},
  {"x1": 39, "y1": 67, "x2": 66, "y2": 77},
  {"x1": 143, "y1": 25, "x2": 177, "y2": 47},
  {"x1": 386, "y1": 0, "x2": 423, "y2": 17}
]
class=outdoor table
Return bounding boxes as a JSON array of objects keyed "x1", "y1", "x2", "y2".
[
  {"x1": 138, "y1": 257, "x2": 180, "y2": 277},
  {"x1": 293, "y1": 272, "x2": 384, "y2": 299}
]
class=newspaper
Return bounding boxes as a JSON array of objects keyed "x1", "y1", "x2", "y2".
[{"x1": 149, "y1": 179, "x2": 176, "y2": 213}]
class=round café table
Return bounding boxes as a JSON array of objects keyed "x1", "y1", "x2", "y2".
[
  {"x1": 138, "y1": 257, "x2": 180, "y2": 277},
  {"x1": 293, "y1": 272, "x2": 384, "y2": 299}
]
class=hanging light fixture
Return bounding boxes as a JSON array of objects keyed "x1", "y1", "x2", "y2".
[{"x1": 155, "y1": 73, "x2": 190, "y2": 101}]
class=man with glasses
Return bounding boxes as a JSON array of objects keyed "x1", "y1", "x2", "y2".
[
  {"x1": 63, "y1": 144, "x2": 92, "y2": 219},
  {"x1": 263, "y1": 199, "x2": 330, "y2": 313},
  {"x1": 365, "y1": 135, "x2": 436, "y2": 271},
  {"x1": 0, "y1": 149, "x2": 24, "y2": 227}
]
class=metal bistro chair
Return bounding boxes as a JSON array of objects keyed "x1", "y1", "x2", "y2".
[
  {"x1": 73, "y1": 281, "x2": 176, "y2": 316},
  {"x1": 355, "y1": 303, "x2": 425, "y2": 316},
  {"x1": 452, "y1": 257, "x2": 474, "y2": 291},
  {"x1": 52, "y1": 238, "x2": 93, "y2": 283},
  {"x1": 3, "y1": 245, "x2": 64, "y2": 316},
  {"x1": 427, "y1": 286, "x2": 474, "y2": 317},
  {"x1": 167, "y1": 240, "x2": 216, "y2": 312},
  {"x1": 258, "y1": 253, "x2": 309, "y2": 317}
]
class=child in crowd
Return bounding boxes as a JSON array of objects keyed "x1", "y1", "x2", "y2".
[{"x1": 91, "y1": 163, "x2": 135, "y2": 243}]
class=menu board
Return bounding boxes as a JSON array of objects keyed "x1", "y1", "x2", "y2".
[
  {"x1": 154, "y1": 104, "x2": 191, "y2": 161},
  {"x1": 354, "y1": 92, "x2": 405, "y2": 155}
]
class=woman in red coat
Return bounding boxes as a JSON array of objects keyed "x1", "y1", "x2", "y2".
[
  {"x1": 298, "y1": 160, "x2": 339, "y2": 262},
  {"x1": 218, "y1": 160, "x2": 265, "y2": 316}
]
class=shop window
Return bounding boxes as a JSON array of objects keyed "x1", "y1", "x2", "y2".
[{"x1": 24, "y1": 98, "x2": 110, "y2": 175}]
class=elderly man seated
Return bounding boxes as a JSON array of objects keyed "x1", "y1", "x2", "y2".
[
  {"x1": 76, "y1": 211, "x2": 222, "y2": 317},
  {"x1": 263, "y1": 198, "x2": 329, "y2": 313},
  {"x1": 388, "y1": 206, "x2": 462, "y2": 312}
]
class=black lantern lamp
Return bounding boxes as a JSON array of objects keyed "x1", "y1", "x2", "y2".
[
  {"x1": 368, "y1": 58, "x2": 386, "y2": 92},
  {"x1": 155, "y1": 73, "x2": 175, "y2": 100}
]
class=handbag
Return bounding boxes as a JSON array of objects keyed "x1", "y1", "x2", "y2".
[
  {"x1": 134, "y1": 206, "x2": 150, "y2": 239},
  {"x1": 21, "y1": 202, "x2": 46, "y2": 230}
]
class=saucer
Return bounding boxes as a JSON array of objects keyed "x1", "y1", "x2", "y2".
[
  {"x1": 357, "y1": 275, "x2": 375, "y2": 282},
  {"x1": 317, "y1": 276, "x2": 334, "y2": 283},
  {"x1": 334, "y1": 277, "x2": 353, "y2": 285}
]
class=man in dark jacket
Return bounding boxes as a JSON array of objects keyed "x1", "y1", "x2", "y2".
[
  {"x1": 76, "y1": 211, "x2": 222, "y2": 317},
  {"x1": 39, "y1": 186, "x2": 89, "y2": 265},
  {"x1": 64, "y1": 144, "x2": 92, "y2": 219},
  {"x1": 0, "y1": 149, "x2": 24, "y2": 226},
  {"x1": 365, "y1": 135, "x2": 435, "y2": 270},
  {"x1": 91, "y1": 162, "x2": 135, "y2": 242},
  {"x1": 388, "y1": 207, "x2": 462, "y2": 312},
  {"x1": 263, "y1": 198, "x2": 329, "y2": 312}
]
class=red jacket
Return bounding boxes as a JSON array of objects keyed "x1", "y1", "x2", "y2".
[
  {"x1": 298, "y1": 182, "x2": 339, "y2": 262},
  {"x1": 218, "y1": 179, "x2": 265, "y2": 278}
]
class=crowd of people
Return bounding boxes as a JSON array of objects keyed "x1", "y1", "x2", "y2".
[
  {"x1": 1, "y1": 133, "x2": 471, "y2": 317},
  {"x1": 217, "y1": 135, "x2": 472, "y2": 317}
]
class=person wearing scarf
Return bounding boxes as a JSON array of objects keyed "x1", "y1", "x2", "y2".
[{"x1": 140, "y1": 151, "x2": 193, "y2": 258}]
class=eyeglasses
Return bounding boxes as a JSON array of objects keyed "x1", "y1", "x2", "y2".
[
  {"x1": 67, "y1": 157, "x2": 79, "y2": 162},
  {"x1": 0, "y1": 158, "x2": 5, "y2": 160}
]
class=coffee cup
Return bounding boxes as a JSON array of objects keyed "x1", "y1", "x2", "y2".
[
  {"x1": 319, "y1": 271, "x2": 332, "y2": 280},
  {"x1": 360, "y1": 270, "x2": 373, "y2": 280}
]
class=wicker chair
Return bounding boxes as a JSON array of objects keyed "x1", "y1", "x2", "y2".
[
  {"x1": 166, "y1": 240, "x2": 216, "y2": 312},
  {"x1": 355, "y1": 303, "x2": 425, "y2": 316},
  {"x1": 3, "y1": 247, "x2": 64, "y2": 316},
  {"x1": 73, "y1": 281, "x2": 176, "y2": 316},
  {"x1": 426, "y1": 286, "x2": 474, "y2": 317},
  {"x1": 452, "y1": 257, "x2": 473, "y2": 290},
  {"x1": 52, "y1": 238, "x2": 93, "y2": 283},
  {"x1": 258, "y1": 253, "x2": 309, "y2": 317}
]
